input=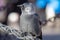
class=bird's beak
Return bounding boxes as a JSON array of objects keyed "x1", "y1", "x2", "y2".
[
  {"x1": 17, "y1": 5, "x2": 24, "y2": 10},
  {"x1": 17, "y1": 5, "x2": 22, "y2": 7},
  {"x1": 17, "y1": 4, "x2": 24, "y2": 8}
]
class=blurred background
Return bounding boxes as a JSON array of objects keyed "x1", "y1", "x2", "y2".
[{"x1": 0, "y1": 0, "x2": 60, "y2": 40}]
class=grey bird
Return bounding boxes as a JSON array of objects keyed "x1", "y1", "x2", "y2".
[{"x1": 18, "y1": 3, "x2": 41, "y2": 36}]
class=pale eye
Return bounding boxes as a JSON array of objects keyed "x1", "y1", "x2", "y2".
[
  {"x1": 26, "y1": 8, "x2": 29, "y2": 10},
  {"x1": 25, "y1": 7, "x2": 31, "y2": 11}
]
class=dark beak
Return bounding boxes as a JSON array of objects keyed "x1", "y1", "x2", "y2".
[{"x1": 17, "y1": 5, "x2": 24, "y2": 10}]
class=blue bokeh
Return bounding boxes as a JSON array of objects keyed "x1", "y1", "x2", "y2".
[
  {"x1": 47, "y1": 0, "x2": 60, "y2": 14},
  {"x1": 36, "y1": 0, "x2": 47, "y2": 8},
  {"x1": 35, "y1": 0, "x2": 60, "y2": 14}
]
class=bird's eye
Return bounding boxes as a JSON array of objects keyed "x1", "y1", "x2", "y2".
[{"x1": 26, "y1": 8, "x2": 29, "y2": 10}]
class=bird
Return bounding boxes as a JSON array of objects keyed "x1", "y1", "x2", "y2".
[{"x1": 18, "y1": 3, "x2": 41, "y2": 36}]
